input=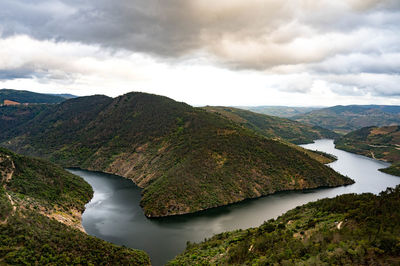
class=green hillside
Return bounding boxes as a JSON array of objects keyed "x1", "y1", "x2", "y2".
[
  {"x1": 204, "y1": 106, "x2": 339, "y2": 144},
  {"x1": 169, "y1": 185, "x2": 400, "y2": 265},
  {"x1": 0, "y1": 147, "x2": 150, "y2": 265},
  {"x1": 293, "y1": 105, "x2": 400, "y2": 134},
  {"x1": 1, "y1": 92, "x2": 353, "y2": 217},
  {"x1": 0, "y1": 105, "x2": 49, "y2": 139},
  {"x1": 335, "y1": 125, "x2": 400, "y2": 176},
  {"x1": 0, "y1": 89, "x2": 65, "y2": 104}
]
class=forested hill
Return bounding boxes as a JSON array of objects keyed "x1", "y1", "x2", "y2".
[
  {"x1": 0, "y1": 147, "x2": 150, "y2": 265},
  {"x1": 169, "y1": 185, "x2": 400, "y2": 265},
  {"x1": 293, "y1": 105, "x2": 400, "y2": 134},
  {"x1": 0, "y1": 89, "x2": 65, "y2": 104},
  {"x1": 1, "y1": 92, "x2": 353, "y2": 217},
  {"x1": 335, "y1": 125, "x2": 400, "y2": 176},
  {"x1": 204, "y1": 106, "x2": 338, "y2": 144}
]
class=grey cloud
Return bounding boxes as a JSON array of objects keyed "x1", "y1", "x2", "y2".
[
  {"x1": 1, "y1": 0, "x2": 400, "y2": 101},
  {"x1": 1, "y1": 0, "x2": 399, "y2": 67},
  {"x1": 0, "y1": 69, "x2": 34, "y2": 80}
]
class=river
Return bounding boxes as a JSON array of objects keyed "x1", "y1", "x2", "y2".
[{"x1": 68, "y1": 139, "x2": 400, "y2": 265}]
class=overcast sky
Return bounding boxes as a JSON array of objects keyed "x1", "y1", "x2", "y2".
[{"x1": 1, "y1": 0, "x2": 400, "y2": 106}]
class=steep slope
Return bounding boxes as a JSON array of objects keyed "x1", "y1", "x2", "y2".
[
  {"x1": 0, "y1": 105, "x2": 49, "y2": 140},
  {"x1": 169, "y1": 185, "x2": 400, "y2": 265},
  {"x1": 1, "y1": 92, "x2": 353, "y2": 217},
  {"x1": 204, "y1": 106, "x2": 339, "y2": 144},
  {"x1": 335, "y1": 125, "x2": 400, "y2": 176},
  {"x1": 0, "y1": 147, "x2": 150, "y2": 265},
  {"x1": 293, "y1": 105, "x2": 400, "y2": 134},
  {"x1": 0, "y1": 88, "x2": 65, "y2": 104},
  {"x1": 239, "y1": 106, "x2": 321, "y2": 118}
]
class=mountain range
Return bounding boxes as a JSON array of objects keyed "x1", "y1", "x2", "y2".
[
  {"x1": 0, "y1": 91, "x2": 353, "y2": 217},
  {"x1": 292, "y1": 105, "x2": 400, "y2": 134},
  {"x1": 0, "y1": 89, "x2": 66, "y2": 105}
]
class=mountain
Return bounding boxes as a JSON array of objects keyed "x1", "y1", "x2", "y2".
[
  {"x1": 0, "y1": 105, "x2": 49, "y2": 136},
  {"x1": 0, "y1": 89, "x2": 65, "y2": 104},
  {"x1": 0, "y1": 147, "x2": 150, "y2": 265},
  {"x1": 204, "y1": 106, "x2": 339, "y2": 144},
  {"x1": 48, "y1": 93, "x2": 78, "y2": 99},
  {"x1": 335, "y1": 125, "x2": 400, "y2": 176},
  {"x1": 169, "y1": 185, "x2": 400, "y2": 265},
  {"x1": 293, "y1": 105, "x2": 400, "y2": 134},
  {"x1": 238, "y1": 106, "x2": 321, "y2": 118},
  {"x1": 0, "y1": 92, "x2": 353, "y2": 217}
]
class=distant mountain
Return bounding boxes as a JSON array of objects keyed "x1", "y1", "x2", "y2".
[
  {"x1": 335, "y1": 125, "x2": 400, "y2": 176},
  {"x1": 204, "y1": 106, "x2": 339, "y2": 144},
  {"x1": 293, "y1": 105, "x2": 400, "y2": 134},
  {"x1": 0, "y1": 89, "x2": 65, "y2": 104},
  {"x1": 48, "y1": 93, "x2": 78, "y2": 99},
  {"x1": 238, "y1": 106, "x2": 321, "y2": 118},
  {"x1": 0, "y1": 147, "x2": 150, "y2": 265},
  {"x1": 169, "y1": 185, "x2": 400, "y2": 265},
  {"x1": 0, "y1": 92, "x2": 353, "y2": 217}
]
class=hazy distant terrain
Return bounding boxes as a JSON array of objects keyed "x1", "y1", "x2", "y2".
[
  {"x1": 238, "y1": 106, "x2": 321, "y2": 118},
  {"x1": 293, "y1": 105, "x2": 400, "y2": 134}
]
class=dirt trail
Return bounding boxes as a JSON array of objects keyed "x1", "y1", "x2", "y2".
[
  {"x1": 1, "y1": 155, "x2": 17, "y2": 224},
  {"x1": 337, "y1": 221, "x2": 343, "y2": 230}
]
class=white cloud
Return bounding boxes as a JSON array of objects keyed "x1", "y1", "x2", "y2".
[{"x1": 0, "y1": 1, "x2": 399, "y2": 106}]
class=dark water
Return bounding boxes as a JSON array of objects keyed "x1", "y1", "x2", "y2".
[{"x1": 69, "y1": 139, "x2": 400, "y2": 265}]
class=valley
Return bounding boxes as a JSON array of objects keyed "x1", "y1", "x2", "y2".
[
  {"x1": 0, "y1": 92, "x2": 352, "y2": 217},
  {"x1": 77, "y1": 139, "x2": 400, "y2": 265}
]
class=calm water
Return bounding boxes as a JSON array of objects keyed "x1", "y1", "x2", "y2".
[{"x1": 69, "y1": 139, "x2": 400, "y2": 265}]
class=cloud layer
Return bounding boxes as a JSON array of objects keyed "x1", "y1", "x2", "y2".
[{"x1": 0, "y1": 0, "x2": 399, "y2": 104}]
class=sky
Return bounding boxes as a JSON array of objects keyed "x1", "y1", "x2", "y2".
[{"x1": 0, "y1": 0, "x2": 400, "y2": 106}]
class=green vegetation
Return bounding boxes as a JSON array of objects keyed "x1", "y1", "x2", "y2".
[
  {"x1": 0, "y1": 89, "x2": 65, "y2": 104},
  {"x1": 0, "y1": 105, "x2": 49, "y2": 136},
  {"x1": 169, "y1": 185, "x2": 400, "y2": 265},
  {"x1": 1, "y1": 92, "x2": 353, "y2": 217},
  {"x1": 0, "y1": 147, "x2": 150, "y2": 265},
  {"x1": 204, "y1": 106, "x2": 339, "y2": 144},
  {"x1": 335, "y1": 125, "x2": 400, "y2": 176},
  {"x1": 293, "y1": 105, "x2": 400, "y2": 134}
]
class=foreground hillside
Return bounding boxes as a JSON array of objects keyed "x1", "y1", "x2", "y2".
[
  {"x1": 335, "y1": 125, "x2": 400, "y2": 176},
  {"x1": 0, "y1": 88, "x2": 65, "y2": 104},
  {"x1": 0, "y1": 147, "x2": 150, "y2": 265},
  {"x1": 169, "y1": 185, "x2": 400, "y2": 265},
  {"x1": 1, "y1": 92, "x2": 353, "y2": 217},
  {"x1": 204, "y1": 106, "x2": 338, "y2": 144},
  {"x1": 293, "y1": 105, "x2": 400, "y2": 134}
]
